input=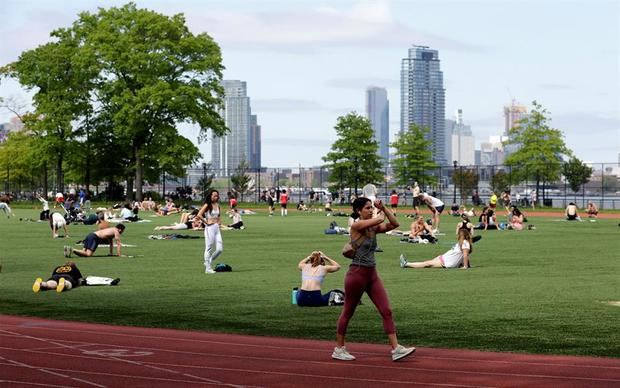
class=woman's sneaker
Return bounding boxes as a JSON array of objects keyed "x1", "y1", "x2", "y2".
[
  {"x1": 332, "y1": 346, "x2": 356, "y2": 361},
  {"x1": 399, "y1": 254, "x2": 408, "y2": 268},
  {"x1": 391, "y1": 344, "x2": 416, "y2": 361}
]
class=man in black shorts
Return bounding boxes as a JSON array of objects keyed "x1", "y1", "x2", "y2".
[{"x1": 65, "y1": 224, "x2": 126, "y2": 257}]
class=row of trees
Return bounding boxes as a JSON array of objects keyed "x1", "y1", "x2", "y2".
[
  {"x1": 0, "y1": 3, "x2": 228, "y2": 200},
  {"x1": 321, "y1": 101, "x2": 594, "y2": 203}
]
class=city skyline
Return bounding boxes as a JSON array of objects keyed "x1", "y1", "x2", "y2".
[{"x1": 0, "y1": 0, "x2": 618, "y2": 167}]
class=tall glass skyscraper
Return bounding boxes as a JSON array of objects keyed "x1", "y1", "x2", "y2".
[
  {"x1": 212, "y1": 80, "x2": 261, "y2": 175},
  {"x1": 365, "y1": 87, "x2": 389, "y2": 164},
  {"x1": 400, "y1": 45, "x2": 446, "y2": 166}
]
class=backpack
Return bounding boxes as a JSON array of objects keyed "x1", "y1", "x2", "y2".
[
  {"x1": 214, "y1": 263, "x2": 232, "y2": 272},
  {"x1": 328, "y1": 289, "x2": 345, "y2": 306}
]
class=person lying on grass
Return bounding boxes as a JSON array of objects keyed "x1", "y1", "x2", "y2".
[
  {"x1": 296, "y1": 251, "x2": 341, "y2": 307},
  {"x1": 64, "y1": 224, "x2": 125, "y2": 258},
  {"x1": 32, "y1": 261, "x2": 120, "y2": 293},
  {"x1": 400, "y1": 229, "x2": 473, "y2": 269}
]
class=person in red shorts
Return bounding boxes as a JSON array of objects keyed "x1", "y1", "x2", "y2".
[{"x1": 280, "y1": 189, "x2": 288, "y2": 216}]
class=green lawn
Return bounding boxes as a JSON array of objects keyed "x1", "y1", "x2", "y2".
[{"x1": 1, "y1": 206, "x2": 618, "y2": 358}]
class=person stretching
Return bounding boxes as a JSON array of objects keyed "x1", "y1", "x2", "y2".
[
  {"x1": 400, "y1": 229, "x2": 473, "y2": 269},
  {"x1": 296, "y1": 251, "x2": 341, "y2": 306},
  {"x1": 65, "y1": 224, "x2": 125, "y2": 257}
]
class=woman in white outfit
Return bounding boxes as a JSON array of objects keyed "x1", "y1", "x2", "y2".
[
  {"x1": 197, "y1": 189, "x2": 223, "y2": 274},
  {"x1": 400, "y1": 229, "x2": 473, "y2": 269}
]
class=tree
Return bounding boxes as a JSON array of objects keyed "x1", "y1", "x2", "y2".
[
  {"x1": 2, "y1": 3, "x2": 228, "y2": 200},
  {"x1": 2, "y1": 35, "x2": 95, "y2": 193},
  {"x1": 452, "y1": 168, "x2": 479, "y2": 203},
  {"x1": 490, "y1": 170, "x2": 512, "y2": 193},
  {"x1": 77, "y1": 3, "x2": 228, "y2": 200},
  {"x1": 230, "y1": 160, "x2": 252, "y2": 202},
  {"x1": 391, "y1": 123, "x2": 438, "y2": 188},
  {"x1": 196, "y1": 162, "x2": 215, "y2": 200},
  {"x1": 503, "y1": 101, "x2": 571, "y2": 201},
  {"x1": 322, "y1": 112, "x2": 383, "y2": 195},
  {"x1": 562, "y1": 157, "x2": 593, "y2": 195}
]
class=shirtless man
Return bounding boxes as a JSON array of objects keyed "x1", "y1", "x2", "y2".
[{"x1": 65, "y1": 224, "x2": 126, "y2": 257}]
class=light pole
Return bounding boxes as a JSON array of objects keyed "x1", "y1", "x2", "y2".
[
  {"x1": 453, "y1": 160, "x2": 458, "y2": 204},
  {"x1": 202, "y1": 162, "x2": 207, "y2": 200}
]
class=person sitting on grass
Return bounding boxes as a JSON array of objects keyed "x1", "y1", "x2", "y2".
[
  {"x1": 586, "y1": 202, "x2": 599, "y2": 218},
  {"x1": 408, "y1": 215, "x2": 436, "y2": 243},
  {"x1": 565, "y1": 202, "x2": 580, "y2": 221},
  {"x1": 32, "y1": 261, "x2": 120, "y2": 293},
  {"x1": 449, "y1": 202, "x2": 460, "y2": 216},
  {"x1": 455, "y1": 214, "x2": 475, "y2": 237},
  {"x1": 507, "y1": 206, "x2": 525, "y2": 230},
  {"x1": 400, "y1": 229, "x2": 473, "y2": 269},
  {"x1": 65, "y1": 224, "x2": 126, "y2": 258},
  {"x1": 296, "y1": 251, "x2": 341, "y2": 307},
  {"x1": 226, "y1": 207, "x2": 244, "y2": 229}
]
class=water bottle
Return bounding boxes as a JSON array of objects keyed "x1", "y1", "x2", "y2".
[{"x1": 291, "y1": 287, "x2": 299, "y2": 305}]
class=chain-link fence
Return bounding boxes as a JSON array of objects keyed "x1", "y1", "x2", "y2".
[{"x1": 152, "y1": 162, "x2": 620, "y2": 210}]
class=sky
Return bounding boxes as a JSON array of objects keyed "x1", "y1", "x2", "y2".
[{"x1": 1, "y1": 0, "x2": 619, "y2": 167}]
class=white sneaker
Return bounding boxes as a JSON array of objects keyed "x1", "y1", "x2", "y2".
[
  {"x1": 399, "y1": 254, "x2": 408, "y2": 268},
  {"x1": 391, "y1": 344, "x2": 416, "y2": 361},
  {"x1": 332, "y1": 346, "x2": 356, "y2": 361},
  {"x1": 205, "y1": 268, "x2": 216, "y2": 274}
]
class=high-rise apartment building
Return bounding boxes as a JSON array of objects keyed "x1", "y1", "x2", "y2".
[
  {"x1": 249, "y1": 114, "x2": 261, "y2": 170},
  {"x1": 504, "y1": 99, "x2": 528, "y2": 135},
  {"x1": 446, "y1": 109, "x2": 475, "y2": 166},
  {"x1": 503, "y1": 100, "x2": 528, "y2": 157},
  {"x1": 400, "y1": 45, "x2": 446, "y2": 166},
  {"x1": 365, "y1": 87, "x2": 390, "y2": 164},
  {"x1": 211, "y1": 80, "x2": 261, "y2": 175}
]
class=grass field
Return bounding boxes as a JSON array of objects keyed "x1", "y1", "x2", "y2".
[{"x1": 1, "y1": 205, "x2": 618, "y2": 358}]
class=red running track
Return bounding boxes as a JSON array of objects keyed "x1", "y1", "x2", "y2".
[{"x1": 1, "y1": 315, "x2": 618, "y2": 387}]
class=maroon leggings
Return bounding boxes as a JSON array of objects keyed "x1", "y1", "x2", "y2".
[{"x1": 337, "y1": 265, "x2": 396, "y2": 336}]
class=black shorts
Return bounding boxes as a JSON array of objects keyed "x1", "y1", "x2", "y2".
[
  {"x1": 83, "y1": 232, "x2": 106, "y2": 252},
  {"x1": 281, "y1": 203, "x2": 287, "y2": 209},
  {"x1": 413, "y1": 198, "x2": 421, "y2": 207},
  {"x1": 435, "y1": 205, "x2": 445, "y2": 214},
  {"x1": 391, "y1": 204, "x2": 398, "y2": 209}
]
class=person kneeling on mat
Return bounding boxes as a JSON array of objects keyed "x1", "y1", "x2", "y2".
[
  {"x1": 32, "y1": 261, "x2": 120, "y2": 293},
  {"x1": 296, "y1": 251, "x2": 342, "y2": 306}
]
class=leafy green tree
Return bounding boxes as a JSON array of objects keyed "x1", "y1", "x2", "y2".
[
  {"x1": 74, "y1": 3, "x2": 227, "y2": 200},
  {"x1": 391, "y1": 123, "x2": 438, "y2": 188},
  {"x1": 452, "y1": 168, "x2": 479, "y2": 203},
  {"x1": 0, "y1": 131, "x2": 41, "y2": 192},
  {"x1": 322, "y1": 112, "x2": 383, "y2": 195},
  {"x1": 196, "y1": 162, "x2": 215, "y2": 200},
  {"x1": 490, "y1": 170, "x2": 512, "y2": 193},
  {"x1": 230, "y1": 159, "x2": 253, "y2": 202},
  {"x1": 2, "y1": 35, "x2": 95, "y2": 193},
  {"x1": 562, "y1": 157, "x2": 593, "y2": 194},
  {"x1": 503, "y1": 101, "x2": 571, "y2": 201}
]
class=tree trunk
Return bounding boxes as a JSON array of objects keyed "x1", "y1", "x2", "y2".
[
  {"x1": 56, "y1": 152, "x2": 64, "y2": 194},
  {"x1": 42, "y1": 163, "x2": 48, "y2": 197},
  {"x1": 134, "y1": 146, "x2": 143, "y2": 201}
]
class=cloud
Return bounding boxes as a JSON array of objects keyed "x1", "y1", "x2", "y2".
[
  {"x1": 327, "y1": 77, "x2": 399, "y2": 89},
  {"x1": 184, "y1": 1, "x2": 483, "y2": 52},
  {"x1": 252, "y1": 98, "x2": 324, "y2": 112},
  {"x1": 540, "y1": 83, "x2": 573, "y2": 90}
]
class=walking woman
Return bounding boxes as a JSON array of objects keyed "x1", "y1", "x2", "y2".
[
  {"x1": 333, "y1": 197, "x2": 416, "y2": 362},
  {"x1": 197, "y1": 189, "x2": 223, "y2": 274}
]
